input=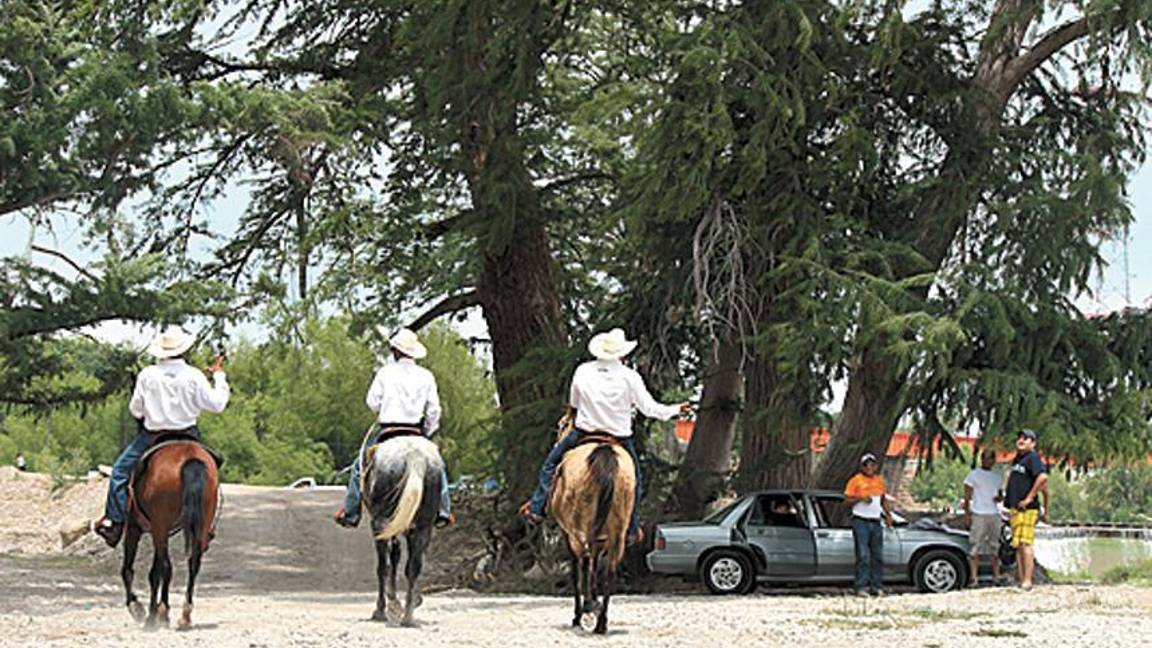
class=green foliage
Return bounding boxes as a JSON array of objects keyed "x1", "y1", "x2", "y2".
[
  {"x1": 0, "y1": 319, "x2": 499, "y2": 486},
  {"x1": 908, "y1": 452, "x2": 981, "y2": 508},
  {"x1": 1049, "y1": 465, "x2": 1152, "y2": 524}
]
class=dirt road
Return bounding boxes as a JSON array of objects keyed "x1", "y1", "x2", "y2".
[{"x1": 1, "y1": 473, "x2": 1150, "y2": 647}]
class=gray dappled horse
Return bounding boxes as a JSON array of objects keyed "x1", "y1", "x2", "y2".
[{"x1": 362, "y1": 435, "x2": 444, "y2": 626}]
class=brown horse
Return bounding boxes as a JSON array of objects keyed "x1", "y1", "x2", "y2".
[
  {"x1": 121, "y1": 442, "x2": 219, "y2": 630},
  {"x1": 550, "y1": 440, "x2": 635, "y2": 634}
]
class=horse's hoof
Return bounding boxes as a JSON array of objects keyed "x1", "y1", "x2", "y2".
[
  {"x1": 371, "y1": 609, "x2": 387, "y2": 622},
  {"x1": 400, "y1": 614, "x2": 416, "y2": 628},
  {"x1": 176, "y1": 606, "x2": 192, "y2": 631},
  {"x1": 593, "y1": 624, "x2": 607, "y2": 635},
  {"x1": 157, "y1": 604, "x2": 170, "y2": 627},
  {"x1": 143, "y1": 617, "x2": 159, "y2": 632},
  {"x1": 412, "y1": 592, "x2": 424, "y2": 609},
  {"x1": 579, "y1": 612, "x2": 598, "y2": 632},
  {"x1": 127, "y1": 601, "x2": 145, "y2": 622}
]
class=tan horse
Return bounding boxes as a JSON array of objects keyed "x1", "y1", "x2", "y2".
[
  {"x1": 550, "y1": 439, "x2": 635, "y2": 634},
  {"x1": 122, "y1": 442, "x2": 219, "y2": 630}
]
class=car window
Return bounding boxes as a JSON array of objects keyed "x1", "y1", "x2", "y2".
[
  {"x1": 748, "y1": 494, "x2": 805, "y2": 528},
  {"x1": 813, "y1": 495, "x2": 854, "y2": 529},
  {"x1": 703, "y1": 499, "x2": 741, "y2": 524}
]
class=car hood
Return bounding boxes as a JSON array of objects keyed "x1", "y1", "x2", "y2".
[{"x1": 908, "y1": 517, "x2": 969, "y2": 538}]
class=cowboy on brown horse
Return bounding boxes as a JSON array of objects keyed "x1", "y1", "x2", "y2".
[
  {"x1": 520, "y1": 328, "x2": 690, "y2": 544},
  {"x1": 91, "y1": 325, "x2": 230, "y2": 547}
]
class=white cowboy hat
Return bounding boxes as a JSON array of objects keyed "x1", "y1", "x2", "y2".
[
  {"x1": 147, "y1": 325, "x2": 196, "y2": 359},
  {"x1": 588, "y1": 328, "x2": 637, "y2": 361},
  {"x1": 382, "y1": 327, "x2": 427, "y2": 360}
]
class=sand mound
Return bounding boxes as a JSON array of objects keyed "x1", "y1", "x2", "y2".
[{"x1": 0, "y1": 466, "x2": 109, "y2": 556}]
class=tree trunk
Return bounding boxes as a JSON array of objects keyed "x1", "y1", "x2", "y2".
[
  {"x1": 737, "y1": 352, "x2": 812, "y2": 491},
  {"x1": 478, "y1": 220, "x2": 568, "y2": 499},
  {"x1": 665, "y1": 335, "x2": 743, "y2": 519},
  {"x1": 810, "y1": 346, "x2": 906, "y2": 489}
]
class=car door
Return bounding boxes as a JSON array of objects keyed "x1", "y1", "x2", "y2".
[
  {"x1": 810, "y1": 494, "x2": 858, "y2": 578},
  {"x1": 743, "y1": 494, "x2": 816, "y2": 577}
]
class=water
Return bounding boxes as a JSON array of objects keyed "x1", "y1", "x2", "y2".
[{"x1": 1033, "y1": 529, "x2": 1152, "y2": 579}]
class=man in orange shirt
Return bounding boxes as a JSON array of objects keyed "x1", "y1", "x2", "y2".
[{"x1": 843, "y1": 452, "x2": 894, "y2": 596}]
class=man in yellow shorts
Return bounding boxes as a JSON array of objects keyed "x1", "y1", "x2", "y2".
[{"x1": 1004, "y1": 429, "x2": 1048, "y2": 590}]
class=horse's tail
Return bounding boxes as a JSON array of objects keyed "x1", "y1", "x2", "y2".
[
  {"x1": 374, "y1": 457, "x2": 427, "y2": 541},
  {"x1": 180, "y1": 459, "x2": 208, "y2": 555},
  {"x1": 587, "y1": 444, "x2": 618, "y2": 542}
]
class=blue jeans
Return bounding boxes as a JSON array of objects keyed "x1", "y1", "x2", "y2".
[
  {"x1": 343, "y1": 445, "x2": 451, "y2": 520},
  {"x1": 527, "y1": 431, "x2": 642, "y2": 534},
  {"x1": 852, "y1": 516, "x2": 884, "y2": 592},
  {"x1": 103, "y1": 432, "x2": 152, "y2": 523}
]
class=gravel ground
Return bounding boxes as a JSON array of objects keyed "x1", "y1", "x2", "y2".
[
  {"x1": 2, "y1": 466, "x2": 1150, "y2": 647},
  {"x1": 1, "y1": 555, "x2": 1149, "y2": 648}
]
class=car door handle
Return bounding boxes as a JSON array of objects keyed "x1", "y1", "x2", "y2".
[{"x1": 816, "y1": 531, "x2": 830, "y2": 538}]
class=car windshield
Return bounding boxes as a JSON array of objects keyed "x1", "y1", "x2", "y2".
[{"x1": 702, "y1": 499, "x2": 742, "y2": 524}]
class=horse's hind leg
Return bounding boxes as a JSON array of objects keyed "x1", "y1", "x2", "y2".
[
  {"x1": 595, "y1": 560, "x2": 616, "y2": 635},
  {"x1": 371, "y1": 539, "x2": 392, "y2": 622},
  {"x1": 121, "y1": 523, "x2": 145, "y2": 622},
  {"x1": 387, "y1": 539, "x2": 403, "y2": 621},
  {"x1": 178, "y1": 541, "x2": 202, "y2": 630},
  {"x1": 569, "y1": 553, "x2": 582, "y2": 627},
  {"x1": 401, "y1": 530, "x2": 430, "y2": 627},
  {"x1": 145, "y1": 535, "x2": 171, "y2": 629}
]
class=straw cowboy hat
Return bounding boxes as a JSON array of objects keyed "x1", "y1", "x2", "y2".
[
  {"x1": 588, "y1": 328, "x2": 637, "y2": 361},
  {"x1": 382, "y1": 327, "x2": 428, "y2": 360},
  {"x1": 147, "y1": 325, "x2": 196, "y2": 359}
]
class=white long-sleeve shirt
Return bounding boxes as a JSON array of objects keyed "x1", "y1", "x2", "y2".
[
  {"x1": 365, "y1": 358, "x2": 441, "y2": 435},
  {"x1": 569, "y1": 359, "x2": 680, "y2": 437},
  {"x1": 128, "y1": 359, "x2": 230, "y2": 431}
]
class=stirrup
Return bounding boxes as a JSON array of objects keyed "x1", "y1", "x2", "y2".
[
  {"x1": 91, "y1": 517, "x2": 123, "y2": 548},
  {"x1": 518, "y1": 501, "x2": 544, "y2": 524},
  {"x1": 334, "y1": 507, "x2": 360, "y2": 528}
]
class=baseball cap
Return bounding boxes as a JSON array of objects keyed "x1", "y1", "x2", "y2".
[
  {"x1": 860, "y1": 452, "x2": 878, "y2": 465},
  {"x1": 1018, "y1": 429, "x2": 1037, "y2": 440}
]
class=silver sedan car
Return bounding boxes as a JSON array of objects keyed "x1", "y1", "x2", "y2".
[{"x1": 647, "y1": 490, "x2": 974, "y2": 594}]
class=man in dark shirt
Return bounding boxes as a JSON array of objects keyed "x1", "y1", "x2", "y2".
[{"x1": 1004, "y1": 428, "x2": 1048, "y2": 590}]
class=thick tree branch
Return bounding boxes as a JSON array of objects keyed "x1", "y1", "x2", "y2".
[
  {"x1": 1003, "y1": 17, "x2": 1092, "y2": 93},
  {"x1": 0, "y1": 192, "x2": 63, "y2": 217},
  {"x1": 407, "y1": 290, "x2": 481, "y2": 330}
]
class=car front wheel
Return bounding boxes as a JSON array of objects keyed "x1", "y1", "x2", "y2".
[
  {"x1": 913, "y1": 549, "x2": 965, "y2": 593},
  {"x1": 700, "y1": 550, "x2": 754, "y2": 595}
]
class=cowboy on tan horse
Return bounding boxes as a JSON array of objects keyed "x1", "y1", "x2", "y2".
[
  {"x1": 92, "y1": 326, "x2": 230, "y2": 547},
  {"x1": 520, "y1": 328, "x2": 689, "y2": 544},
  {"x1": 334, "y1": 327, "x2": 454, "y2": 529}
]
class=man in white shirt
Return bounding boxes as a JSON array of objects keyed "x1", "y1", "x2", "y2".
[
  {"x1": 519, "y1": 329, "x2": 689, "y2": 544},
  {"x1": 963, "y1": 448, "x2": 1005, "y2": 585},
  {"x1": 334, "y1": 328, "x2": 451, "y2": 529},
  {"x1": 92, "y1": 326, "x2": 230, "y2": 547}
]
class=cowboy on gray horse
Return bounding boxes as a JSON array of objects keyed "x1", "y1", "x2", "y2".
[{"x1": 334, "y1": 327, "x2": 453, "y2": 529}]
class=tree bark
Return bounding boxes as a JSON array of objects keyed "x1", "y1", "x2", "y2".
[
  {"x1": 665, "y1": 335, "x2": 744, "y2": 519},
  {"x1": 738, "y1": 352, "x2": 813, "y2": 491}
]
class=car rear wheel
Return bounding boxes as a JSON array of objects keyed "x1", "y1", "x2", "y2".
[
  {"x1": 913, "y1": 549, "x2": 965, "y2": 593},
  {"x1": 700, "y1": 550, "x2": 754, "y2": 595}
]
